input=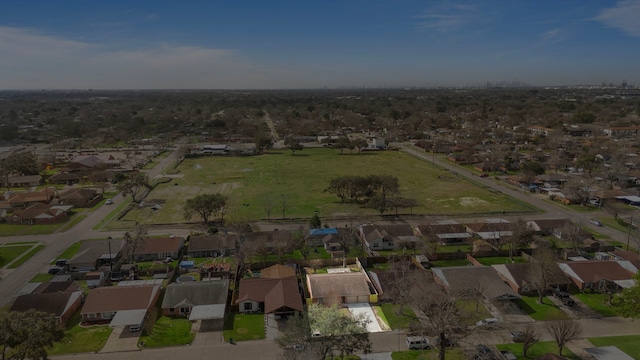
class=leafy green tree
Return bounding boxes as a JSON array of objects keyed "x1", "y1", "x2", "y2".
[
  {"x1": 116, "y1": 173, "x2": 150, "y2": 203},
  {"x1": 0, "y1": 309, "x2": 64, "y2": 360},
  {"x1": 309, "y1": 213, "x2": 321, "y2": 229},
  {"x1": 615, "y1": 272, "x2": 640, "y2": 318},
  {"x1": 183, "y1": 193, "x2": 228, "y2": 223},
  {"x1": 284, "y1": 137, "x2": 304, "y2": 155},
  {"x1": 333, "y1": 136, "x2": 351, "y2": 154},
  {"x1": 254, "y1": 133, "x2": 274, "y2": 154},
  {"x1": 351, "y1": 138, "x2": 368, "y2": 153},
  {"x1": 276, "y1": 305, "x2": 371, "y2": 360}
]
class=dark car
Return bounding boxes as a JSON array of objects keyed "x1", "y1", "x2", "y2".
[
  {"x1": 510, "y1": 331, "x2": 525, "y2": 342},
  {"x1": 474, "y1": 345, "x2": 495, "y2": 360},
  {"x1": 480, "y1": 173, "x2": 489, "y2": 178},
  {"x1": 562, "y1": 297, "x2": 576, "y2": 306},
  {"x1": 55, "y1": 259, "x2": 68, "y2": 267},
  {"x1": 48, "y1": 267, "x2": 62, "y2": 275},
  {"x1": 554, "y1": 289, "x2": 571, "y2": 299}
]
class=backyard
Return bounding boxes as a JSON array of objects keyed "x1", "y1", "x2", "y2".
[{"x1": 117, "y1": 148, "x2": 536, "y2": 225}]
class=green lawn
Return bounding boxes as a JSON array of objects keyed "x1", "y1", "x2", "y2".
[
  {"x1": 49, "y1": 312, "x2": 112, "y2": 355},
  {"x1": 476, "y1": 256, "x2": 525, "y2": 266},
  {"x1": 54, "y1": 242, "x2": 83, "y2": 263},
  {"x1": 588, "y1": 335, "x2": 640, "y2": 359},
  {"x1": 0, "y1": 244, "x2": 33, "y2": 267},
  {"x1": 138, "y1": 316, "x2": 194, "y2": 348},
  {"x1": 223, "y1": 313, "x2": 265, "y2": 342},
  {"x1": 433, "y1": 245, "x2": 473, "y2": 254},
  {"x1": 429, "y1": 259, "x2": 470, "y2": 267},
  {"x1": 379, "y1": 304, "x2": 417, "y2": 329},
  {"x1": 9, "y1": 244, "x2": 45, "y2": 269},
  {"x1": 29, "y1": 273, "x2": 54, "y2": 282},
  {"x1": 457, "y1": 300, "x2": 493, "y2": 325},
  {"x1": 392, "y1": 348, "x2": 466, "y2": 360},
  {"x1": 118, "y1": 148, "x2": 535, "y2": 225},
  {"x1": 497, "y1": 341, "x2": 578, "y2": 359},
  {"x1": 0, "y1": 223, "x2": 67, "y2": 237},
  {"x1": 516, "y1": 296, "x2": 569, "y2": 321},
  {"x1": 573, "y1": 293, "x2": 620, "y2": 317}
]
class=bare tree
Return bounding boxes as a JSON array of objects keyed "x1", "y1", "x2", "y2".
[
  {"x1": 123, "y1": 225, "x2": 148, "y2": 263},
  {"x1": 521, "y1": 326, "x2": 540, "y2": 358},
  {"x1": 280, "y1": 194, "x2": 290, "y2": 220},
  {"x1": 257, "y1": 194, "x2": 277, "y2": 220},
  {"x1": 506, "y1": 218, "x2": 533, "y2": 262},
  {"x1": 528, "y1": 246, "x2": 559, "y2": 304},
  {"x1": 545, "y1": 317, "x2": 581, "y2": 356}
]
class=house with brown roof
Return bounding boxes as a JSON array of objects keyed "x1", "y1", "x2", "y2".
[
  {"x1": 58, "y1": 188, "x2": 102, "y2": 208},
  {"x1": 557, "y1": 260, "x2": 637, "y2": 291},
  {"x1": 1, "y1": 175, "x2": 43, "y2": 188},
  {"x1": 431, "y1": 265, "x2": 520, "y2": 301},
  {"x1": 187, "y1": 233, "x2": 236, "y2": 258},
  {"x1": 465, "y1": 219, "x2": 512, "y2": 242},
  {"x1": 7, "y1": 188, "x2": 55, "y2": 209},
  {"x1": 10, "y1": 203, "x2": 73, "y2": 224},
  {"x1": 81, "y1": 284, "x2": 161, "y2": 329},
  {"x1": 527, "y1": 219, "x2": 569, "y2": 238},
  {"x1": 135, "y1": 236, "x2": 185, "y2": 261},
  {"x1": 48, "y1": 172, "x2": 82, "y2": 185},
  {"x1": 10, "y1": 290, "x2": 83, "y2": 326},
  {"x1": 68, "y1": 154, "x2": 121, "y2": 170},
  {"x1": 306, "y1": 270, "x2": 379, "y2": 305},
  {"x1": 492, "y1": 263, "x2": 571, "y2": 295},
  {"x1": 162, "y1": 280, "x2": 229, "y2": 330},
  {"x1": 415, "y1": 221, "x2": 471, "y2": 245},
  {"x1": 236, "y1": 264, "x2": 303, "y2": 315},
  {"x1": 358, "y1": 224, "x2": 419, "y2": 252}
]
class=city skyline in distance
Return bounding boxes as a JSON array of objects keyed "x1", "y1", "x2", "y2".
[{"x1": 1, "y1": 0, "x2": 639, "y2": 90}]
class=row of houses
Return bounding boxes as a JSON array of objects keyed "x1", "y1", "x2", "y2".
[{"x1": 1, "y1": 188, "x2": 103, "y2": 224}]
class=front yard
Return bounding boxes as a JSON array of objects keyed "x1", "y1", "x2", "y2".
[
  {"x1": 496, "y1": 341, "x2": 578, "y2": 359},
  {"x1": 378, "y1": 304, "x2": 417, "y2": 329},
  {"x1": 573, "y1": 293, "x2": 620, "y2": 317},
  {"x1": 391, "y1": 348, "x2": 466, "y2": 360},
  {"x1": 588, "y1": 335, "x2": 640, "y2": 359},
  {"x1": 223, "y1": 313, "x2": 265, "y2": 342},
  {"x1": 515, "y1": 296, "x2": 569, "y2": 321},
  {"x1": 0, "y1": 243, "x2": 36, "y2": 268},
  {"x1": 138, "y1": 316, "x2": 194, "y2": 348},
  {"x1": 49, "y1": 312, "x2": 112, "y2": 355}
]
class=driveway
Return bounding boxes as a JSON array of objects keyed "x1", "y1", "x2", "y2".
[
  {"x1": 346, "y1": 303, "x2": 385, "y2": 333},
  {"x1": 100, "y1": 326, "x2": 140, "y2": 353}
]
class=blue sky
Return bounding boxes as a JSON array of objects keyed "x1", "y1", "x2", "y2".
[{"x1": 1, "y1": 0, "x2": 639, "y2": 89}]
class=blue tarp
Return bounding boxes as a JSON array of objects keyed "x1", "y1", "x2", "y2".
[
  {"x1": 309, "y1": 228, "x2": 338, "y2": 236},
  {"x1": 179, "y1": 260, "x2": 195, "y2": 269}
]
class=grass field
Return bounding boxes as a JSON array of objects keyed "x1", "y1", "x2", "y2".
[
  {"x1": 119, "y1": 149, "x2": 536, "y2": 225},
  {"x1": 588, "y1": 335, "x2": 640, "y2": 359}
]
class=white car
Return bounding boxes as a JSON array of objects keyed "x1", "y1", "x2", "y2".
[
  {"x1": 406, "y1": 336, "x2": 430, "y2": 350},
  {"x1": 476, "y1": 318, "x2": 498, "y2": 326},
  {"x1": 105, "y1": 199, "x2": 114, "y2": 205}
]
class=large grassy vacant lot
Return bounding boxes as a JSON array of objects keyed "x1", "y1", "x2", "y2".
[{"x1": 121, "y1": 148, "x2": 535, "y2": 224}]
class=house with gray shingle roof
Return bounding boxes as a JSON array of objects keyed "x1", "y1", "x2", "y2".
[{"x1": 162, "y1": 280, "x2": 229, "y2": 330}]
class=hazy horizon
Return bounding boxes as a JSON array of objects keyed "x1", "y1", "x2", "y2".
[{"x1": 1, "y1": 1, "x2": 639, "y2": 90}]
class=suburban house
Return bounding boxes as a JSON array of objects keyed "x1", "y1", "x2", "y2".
[
  {"x1": 48, "y1": 172, "x2": 82, "y2": 185},
  {"x1": 557, "y1": 260, "x2": 638, "y2": 291},
  {"x1": 306, "y1": 227, "x2": 338, "y2": 247},
  {"x1": 414, "y1": 220, "x2": 471, "y2": 245},
  {"x1": 31, "y1": 280, "x2": 80, "y2": 295},
  {"x1": 10, "y1": 290, "x2": 84, "y2": 326},
  {"x1": 603, "y1": 125, "x2": 640, "y2": 138},
  {"x1": 7, "y1": 189, "x2": 56, "y2": 209},
  {"x1": 358, "y1": 224, "x2": 419, "y2": 252},
  {"x1": 236, "y1": 264, "x2": 303, "y2": 315},
  {"x1": 87, "y1": 169, "x2": 116, "y2": 183},
  {"x1": 162, "y1": 280, "x2": 229, "y2": 331},
  {"x1": 135, "y1": 236, "x2": 185, "y2": 262},
  {"x1": 187, "y1": 233, "x2": 236, "y2": 258},
  {"x1": 81, "y1": 284, "x2": 161, "y2": 330},
  {"x1": 431, "y1": 265, "x2": 521, "y2": 301},
  {"x1": 491, "y1": 263, "x2": 571, "y2": 295},
  {"x1": 465, "y1": 219, "x2": 512, "y2": 242},
  {"x1": 57, "y1": 188, "x2": 103, "y2": 208},
  {"x1": 527, "y1": 219, "x2": 570, "y2": 238},
  {"x1": 68, "y1": 154, "x2": 121, "y2": 171},
  {"x1": 1, "y1": 175, "x2": 43, "y2": 188},
  {"x1": 10, "y1": 203, "x2": 73, "y2": 224},
  {"x1": 68, "y1": 239, "x2": 125, "y2": 272},
  {"x1": 243, "y1": 230, "x2": 295, "y2": 253},
  {"x1": 306, "y1": 270, "x2": 379, "y2": 305}
]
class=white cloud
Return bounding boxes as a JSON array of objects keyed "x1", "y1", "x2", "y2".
[
  {"x1": 594, "y1": 0, "x2": 640, "y2": 37},
  {"x1": 0, "y1": 26, "x2": 314, "y2": 89},
  {"x1": 414, "y1": 1, "x2": 479, "y2": 32},
  {"x1": 540, "y1": 28, "x2": 568, "y2": 44}
]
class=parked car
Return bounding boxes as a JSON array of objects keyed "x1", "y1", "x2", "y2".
[
  {"x1": 48, "y1": 267, "x2": 62, "y2": 275},
  {"x1": 554, "y1": 289, "x2": 571, "y2": 299},
  {"x1": 589, "y1": 219, "x2": 603, "y2": 226},
  {"x1": 476, "y1": 318, "x2": 498, "y2": 326},
  {"x1": 562, "y1": 297, "x2": 576, "y2": 306},
  {"x1": 500, "y1": 350, "x2": 517, "y2": 360},
  {"x1": 55, "y1": 259, "x2": 68, "y2": 267},
  {"x1": 510, "y1": 331, "x2": 525, "y2": 342},
  {"x1": 105, "y1": 199, "x2": 114, "y2": 205},
  {"x1": 474, "y1": 344, "x2": 496, "y2": 360},
  {"x1": 480, "y1": 173, "x2": 489, "y2": 178},
  {"x1": 406, "y1": 336, "x2": 430, "y2": 350}
]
